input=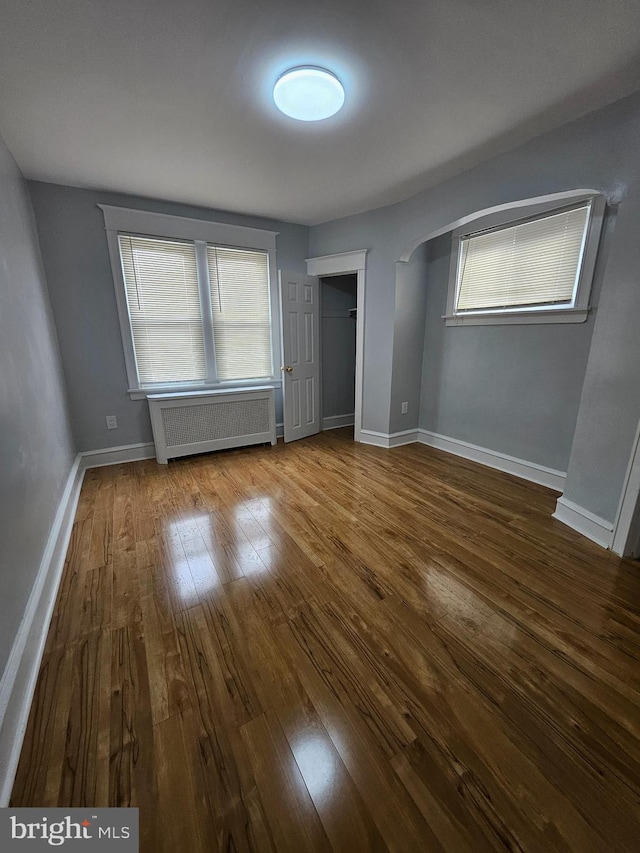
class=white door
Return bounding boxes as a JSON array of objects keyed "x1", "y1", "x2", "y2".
[{"x1": 279, "y1": 271, "x2": 320, "y2": 443}]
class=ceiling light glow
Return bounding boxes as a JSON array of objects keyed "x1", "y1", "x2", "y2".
[{"x1": 273, "y1": 67, "x2": 345, "y2": 121}]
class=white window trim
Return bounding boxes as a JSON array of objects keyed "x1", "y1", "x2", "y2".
[
  {"x1": 99, "y1": 205, "x2": 281, "y2": 398},
  {"x1": 443, "y1": 191, "x2": 606, "y2": 326}
]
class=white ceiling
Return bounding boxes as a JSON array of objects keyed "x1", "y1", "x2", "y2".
[{"x1": 1, "y1": 0, "x2": 639, "y2": 225}]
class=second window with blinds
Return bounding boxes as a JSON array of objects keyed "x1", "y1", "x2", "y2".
[
  {"x1": 444, "y1": 192, "x2": 605, "y2": 326},
  {"x1": 116, "y1": 233, "x2": 273, "y2": 391}
]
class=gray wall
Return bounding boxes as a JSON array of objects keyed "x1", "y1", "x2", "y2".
[
  {"x1": 310, "y1": 206, "x2": 398, "y2": 434},
  {"x1": 310, "y1": 90, "x2": 640, "y2": 522},
  {"x1": 321, "y1": 275, "x2": 357, "y2": 420},
  {"x1": 390, "y1": 243, "x2": 429, "y2": 434},
  {"x1": 418, "y1": 223, "x2": 610, "y2": 472},
  {"x1": 0, "y1": 140, "x2": 75, "y2": 675},
  {"x1": 28, "y1": 182, "x2": 310, "y2": 451},
  {"x1": 562, "y1": 185, "x2": 640, "y2": 520}
]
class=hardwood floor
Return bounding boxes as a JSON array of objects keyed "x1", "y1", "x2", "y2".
[{"x1": 11, "y1": 429, "x2": 640, "y2": 851}]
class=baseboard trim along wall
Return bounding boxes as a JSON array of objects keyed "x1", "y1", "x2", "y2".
[
  {"x1": 417, "y1": 430, "x2": 567, "y2": 492},
  {"x1": 0, "y1": 456, "x2": 85, "y2": 807},
  {"x1": 552, "y1": 496, "x2": 614, "y2": 549},
  {"x1": 79, "y1": 441, "x2": 156, "y2": 468},
  {"x1": 80, "y1": 429, "x2": 287, "y2": 471},
  {"x1": 322, "y1": 413, "x2": 355, "y2": 431},
  {"x1": 361, "y1": 428, "x2": 567, "y2": 490},
  {"x1": 360, "y1": 429, "x2": 419, "y2": 449},
  {"x1": 360, "y1": 427, "x2": 614, "y2": 553}
]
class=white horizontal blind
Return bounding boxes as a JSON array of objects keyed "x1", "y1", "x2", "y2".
[
  {"x1": 119, "y1": 235, "x2": 206, "y2": 384},
  {"x1": 207, "y1": 246, "x2": 272, "y2": 380},
  {"x1": 457, "y1": 204, "x2": 591, "y2": 312}
]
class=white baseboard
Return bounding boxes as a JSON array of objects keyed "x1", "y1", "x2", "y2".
[
  {"x1": 418, "y1": 430, "x2": 567, "y2": 491},
  {"x1": 389, "y1": 429, "x2": 419, "y2": 447},
  {"x1": 360, "y1": 429, "x2": 419, "y2": 449},
  {"x1": 358, "y1": 430, "x2": 389, "y2": 448},
  {"x1": 0, "y1": 456, "x2": 85, "y2": 806},
  {"x1": 322, "y1": 413, "x2": 355, "y2": 431},
  {"x1": 359, "y1": 427, "x2": 567, "y2": 492},
  {"x1": 553, "y1": 496, "x2": 614, "y2": 549},
  {"x1": 81, "y1": 430, "x2": 287, "y2": 468},
  {"x1": 79, "y1": 441, "x2": 156, "y2": 469}
]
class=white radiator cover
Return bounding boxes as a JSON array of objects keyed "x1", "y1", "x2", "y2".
[{"x1": 147, "y1": 386, "x2": 277, "y2": 464}]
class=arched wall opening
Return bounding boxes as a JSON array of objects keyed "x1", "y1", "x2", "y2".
[{"x1": 390, "y1": 188, "x2": 607, "y2": 493}]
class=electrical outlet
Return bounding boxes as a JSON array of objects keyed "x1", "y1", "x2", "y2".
[
  {"x1": 106, "y1": 415, "x2": 118, "y2": 430},
  {"x1": 401, "y1": 402, "x2": 409, "y2": 414}
]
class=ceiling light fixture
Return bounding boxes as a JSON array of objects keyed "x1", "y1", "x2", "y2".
[{"x1": 273, "y1": 67, "x2": 345, "y2": 121}]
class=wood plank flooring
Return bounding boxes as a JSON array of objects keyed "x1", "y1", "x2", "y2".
[{"x1": 11, "y1": 429, "x2": 640, "y2": 851}]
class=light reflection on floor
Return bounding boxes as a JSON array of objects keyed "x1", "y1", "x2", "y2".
[
  {"x1": 233, "y1": 499, "x2": 275, "y2": 552},
  {"x1": 165, "y1": 516, "x2": 220, "y2": 602},
  {"x1": 161, "y1": 501, "x2": 280, "y2": 596},
  {"x1": 289, "y1": 732, "x2": 338, "y2": 808},
  {"x1": 424, "y1": 564, "x2": 518, "y2": 643}
]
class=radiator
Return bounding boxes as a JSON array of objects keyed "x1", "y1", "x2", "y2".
[{"x1": 147, "y1": 386, "x2": 277, "y2": 464}]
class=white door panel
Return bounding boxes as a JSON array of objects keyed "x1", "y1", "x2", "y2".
[{"x1": 279, "y1": 271, "x2": 320, "y2": 442}]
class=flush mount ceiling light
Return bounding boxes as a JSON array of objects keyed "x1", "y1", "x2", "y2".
[{"x1": 273, "y1": 67, "x2": 345, "y2": 121}]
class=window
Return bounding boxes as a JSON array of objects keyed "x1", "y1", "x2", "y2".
[
  {"x1": 100, "y1": 206, "x2": 278, "y2": 397},
  {"x1": 207, "y1": 246, "x2": 272, "y2": 380},
  {"x1": 445, "y1": 192, "x2": 605, "y2": 326},
  {"x1": 119, "y1": 235, "x2": 205, "y2": 384}
]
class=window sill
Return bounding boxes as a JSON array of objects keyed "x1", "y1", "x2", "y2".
[
  {"x1": 443, "y1": 307, "x2": 590, "y2": 327},
  {"x1": 128, "y1": 379, "x2": 280, "y2": 400}
]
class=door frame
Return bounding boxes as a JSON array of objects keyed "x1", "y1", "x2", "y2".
[
  {"x1": 306, "y1": 250, "x2": 367, "y2": 443},
  {"x1": 612, "y1": 417, "x2": 640, "y2": 557}
]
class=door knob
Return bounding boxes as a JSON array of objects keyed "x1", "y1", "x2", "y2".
[{"x1": 280, "y1": 365, "x2": 293, "y2": 373}]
